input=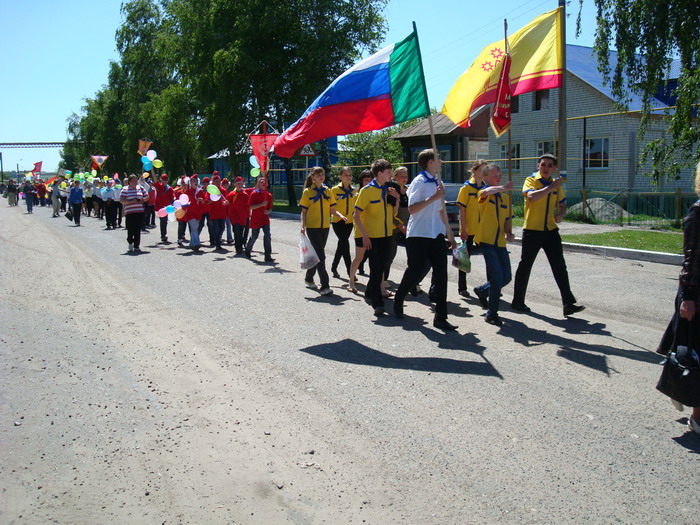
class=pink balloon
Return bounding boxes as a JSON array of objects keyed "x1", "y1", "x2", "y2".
[
  {"x1": 113, "y1": 174, "x2": 119, "y2": 180},
  {"x1": 210, "y1": 193, "x2": 221, "y2": 202},
  {"x1": 173, "y1": 201, "x2": 182, "y2": 209},
  {"x1": 157, "y1": 207, "x2": 168, "y2": 218},
  {"x1": 146, "y1": 149, "x2": 157, "y2": 161},
  {"x1": 179, "y1": 194, "x2": 190, "y2": 205}
]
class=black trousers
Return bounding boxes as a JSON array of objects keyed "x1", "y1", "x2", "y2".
[
  {"x1": 457, "y1": 235, "x2": 475, "y2": 292},
  {"x1": 105, "y1": 200, "x2": 117, "y2": 227},
  {"x1": 160, "y1": 216, "x2": 169, "y2": 238},
  {"x1": 126, "y1": 213, "x2": 144, "y2": 248},
  {"x1": 233, "y1": 223, "x2": 246, "y2": 253},
  {"x1": 512, "y1": 228, "x2": 576, "y2": 306},
  {"x1": 178, "y1": 221, "x2": 187, "y2": 240},
  {"x1": 305, "y1": 228, "x2": 330, "y2": 289},
  {"x1": 71, "y1": 203, "x2": 82, "y2": 225},
  {"x1": 365, "y1": 236, "x2": 392, "y2": 308},
  {"x1": 396, "y1": 235, "x2": 449, "y2": 319},
  {"x1": 385, "y1": 230, "x2": 400, "y2": 282},
  {"x1": 331, "y1": 221, "x2": 353, "y2": 275}
]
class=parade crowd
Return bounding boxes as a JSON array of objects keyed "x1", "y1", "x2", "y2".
[{"x1": 5, "y1": 152, "x2": 700, "y2": 434}]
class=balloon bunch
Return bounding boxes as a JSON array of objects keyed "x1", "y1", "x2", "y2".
[
  {"x1": 140, "y1": 149, "x2": 164, "y2": 170},
  {"x1": 157, "y1": 193, "x2": 190, "y2": 222},
  {"x1": 206, "y1": 183, "x2": 222, "y2": 201},
  {"x1": 249, "y1": 155, "x2": 261, "y2": 178}
]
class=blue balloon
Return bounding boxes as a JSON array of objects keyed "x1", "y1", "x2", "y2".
[
  {"x1": 144, "y1": 161, "x2": 153, "y2": 170},
  {"x1": 249, "y1": 155, "x2": 260, "y2": 168}
]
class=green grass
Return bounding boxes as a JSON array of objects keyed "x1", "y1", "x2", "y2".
[
  {"x1": 561, "y1": 230, "x2": 682, "y2": 254},
  {"x1": 273, "y1": 203, "x2": 300, "y2": 214}
]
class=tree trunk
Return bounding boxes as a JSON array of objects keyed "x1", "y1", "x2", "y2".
[
  {"x1": 320, "y1": 139, "x2": 332, "y2": 180},
  {"x1": 284, "y1": 157, "x2": 297, "y2": 206}
]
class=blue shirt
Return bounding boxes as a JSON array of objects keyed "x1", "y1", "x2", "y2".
[{"x1": 68, "y1": 187, "x2": 84, "y2": 204}]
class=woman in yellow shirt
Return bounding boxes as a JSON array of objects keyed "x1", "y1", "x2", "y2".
[
  {"x1": 329, "y1": 166, "x2": 356, "y2": 279},
  {"x1": 300, "y1": 167, "x2": 347, "y2": 296},
  {"x1": 348, "y1": 170, "x2": 373, "y2": 292}
]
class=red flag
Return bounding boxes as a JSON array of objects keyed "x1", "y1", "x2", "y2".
[
  {"x1": 250, "y1": 134, "x2": 279, "y2": 173},
  {"x1": 92, "y1": 160, "x2": 99, "y2": 170},
  {"x1": 490, "y1": 54, "x2": 513, "y2": 137},
  {"x1": 32, "y1": 161, "x2": 43, "y2": 173}
]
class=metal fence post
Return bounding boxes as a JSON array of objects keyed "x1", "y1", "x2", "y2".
[
  {"x1": 675, "y1": 188, "x2": 683, "y2": 227},
  {"x1": 620, "y1": 191, "x2": 626, "y2": 226},
  {"x1": 581, "y1": 187, "x2": 588, "y2": 219}
]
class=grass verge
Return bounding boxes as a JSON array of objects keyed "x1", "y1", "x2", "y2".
[{"x1": 560, "y1": 230, "x2": 682, "y2": 254}]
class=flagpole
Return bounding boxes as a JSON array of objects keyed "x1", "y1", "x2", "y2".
[
  {"x1": 504, "y1": 19, "x2": 513, "y2": 221},
  {"x1": 557, "y1": 0, "x2": 567, "y2": 179},
  {"x1": 412, "y1": 21, "x2": 441, "y2": 183}
]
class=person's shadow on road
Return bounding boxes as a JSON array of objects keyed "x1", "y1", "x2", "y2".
[{"x1": 300, "y1": 338, "x2": 501, "y2": 377}]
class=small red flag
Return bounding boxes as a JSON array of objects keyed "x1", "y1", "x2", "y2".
[
  {"x1": 32, "y1": 161, "x2": 43, "y2": 173},
  {"x1": 490, "y1": 54, "x2": 512, "y2": 137},
  {"x1": 250, "y1": 134, "x2": 279, "y2": 174}
]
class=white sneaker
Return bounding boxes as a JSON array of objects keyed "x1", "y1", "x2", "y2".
[
  {"x1": 319, "y1": 288, "x2": 333, "y2": 296},
  {"x1": 128, "y1": 243, "x2": 134, "y2": 252},
  {"x1": 671, "y1": 399, "x2": 685, "y2": 412},
  {"x1": 305, "y1": 280, "x2": 317, "y2": 289},
  {"x1": 688, "y1": 417, "x2": 700, "y2": 435}
]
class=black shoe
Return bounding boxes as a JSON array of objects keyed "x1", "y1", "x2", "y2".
[
  {"x1": 563, "y1": 303, "x2": 586, "y2": 316},
  {"x1": 474, "y1": 287, "x2": 488, "y2": 309},
  {"x1": 458, "y1": 289, "x2": 471, "y2": 298},
  {"x1": 393, "y1": 301, "x2": 404, "y2": 319},
  {"x1": 428, "y1": 292, "x2": 437, "y2": 303},
  {"x1": 358, "y1": 268, "x2": 366, "y2": 276},
  {"x1": 244, "y1": 249, "x2": 252, "y2": 258},
  {"x1": 409, "y1": 285, "x2": 423, "y2": 297},
  {"x1": 511, "y1": 302, "x2": 531, "y2": 313},
  {"x1": 264, "y1": 257, "x2": 275, "y2": 262},
  {"x1": 331, "y1": 269, "x2": 341, "y2": 279},
  {"x1": 192, "y1": 244, "x2": 201, "y2": 251},
  {"x1": 433, "y1": 317, "x2": 457, "y2": 331},
  {"x1": 161, "y1": 236, "x2": 168, "y2": 242},
  {"x1": 373, "y1": 307, "x2": 385, "y2": 317},
  {"x1": 485, "y1": 314, "x2": 504, "y2": 327}
]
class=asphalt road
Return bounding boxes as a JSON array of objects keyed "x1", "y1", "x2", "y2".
[{"x1": 1, "y1": 204, "x2": 697, "y2": 525}]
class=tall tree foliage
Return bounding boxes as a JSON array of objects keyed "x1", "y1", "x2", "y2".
[{"x1": 584, "y1": 0, "x2": 700, "y2": 182}]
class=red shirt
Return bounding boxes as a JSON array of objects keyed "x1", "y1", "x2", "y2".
[
  {"x1": 153, "y1": 181, "x2": 174, "y2": 210},
  {"x1": 182, "y1": 187, "x2": 205, "y2": 222},
  {"x1": 248, "y1": 189, "x2": 272, "y2": 228},
  {"x1": 227, "y1": 189, "x2": 250, "y2": 225},
  {"x1": 35, "y1": 183, "x2": 47, "y2": 196},
  {"x1": 207, "y1": 185, "x2": 229, "y2": 220}
]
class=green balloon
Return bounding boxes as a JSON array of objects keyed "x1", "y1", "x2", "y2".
[
  {"x1": 250, "y1": 167, "x2": 261, "y2": 178},
  {"x1": 206, "y1": 184, "x2": 221, "y2": 195}
]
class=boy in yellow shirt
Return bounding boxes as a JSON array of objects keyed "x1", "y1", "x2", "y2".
[{"x1": 472, "y1": 164, "x2": 514, "y2": 326}]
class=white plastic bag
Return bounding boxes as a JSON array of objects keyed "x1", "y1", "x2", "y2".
[{"x1": 299, "y1": 234, "x2": 320, "y2": 269}]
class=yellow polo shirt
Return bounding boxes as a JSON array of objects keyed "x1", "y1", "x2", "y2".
[
  {"x1": 299, "y1": 184, "x2": 336, "y2": 229},
  {"x1": 354, "y1": 181, "x2": 393, "y2": 239},
  {"x1": 330, "y1": 183, "x2": 356, "y2": 224},
  {"x1": 522, "y1": 173, "x2": 566, "y2": 231},
  {"x1": 457, "y1": 177, "x2": 485, "y2": 234},
  {"x1": 474, "y1": 189, "x2": 511, "y2": 248}
]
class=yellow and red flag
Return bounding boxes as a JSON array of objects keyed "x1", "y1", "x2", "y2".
[{"x1": 442, "y1": 7, "x2": 562, "y2": 128}]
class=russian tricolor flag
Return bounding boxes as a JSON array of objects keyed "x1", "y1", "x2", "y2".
[{"x1": 273, "y1": 30, "x2": 430, "y2": 158}]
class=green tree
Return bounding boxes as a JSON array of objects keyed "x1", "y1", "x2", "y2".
[
  {"x1": 584, "y1": 0, "x2": 700, "y2": 182},
  {"x1": 339, "y1": 118, "x2": 420, "y2": 166}
]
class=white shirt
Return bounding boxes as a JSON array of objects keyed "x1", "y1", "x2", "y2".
[{"x1": 405, "y1": 171, "x2": 446, "y2": 239}]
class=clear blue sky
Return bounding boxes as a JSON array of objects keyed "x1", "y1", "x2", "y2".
[{"x1": 0, "y1": 0, "x2": 597, "y2": 174}]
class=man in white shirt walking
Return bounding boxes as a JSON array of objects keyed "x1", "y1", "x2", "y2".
[{"x1": 393, "y1": 149, "x2": 458, "y2": 331}]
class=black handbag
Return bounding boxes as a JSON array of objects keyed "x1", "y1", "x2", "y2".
[
  {"x1": 65, "y1": 208, "x2": 73, "y2": 221},
  {"x1": 656, "y1": 311, "x2": 700, "y2": 407}
]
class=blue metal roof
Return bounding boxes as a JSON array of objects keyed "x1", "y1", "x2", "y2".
[{"x1": 566, "y1": 44, "x2": 669, "y2": 111}]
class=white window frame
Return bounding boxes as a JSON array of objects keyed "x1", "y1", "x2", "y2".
[{"x1": 499, "y1": 142, "x2": 521, "y2": 171}]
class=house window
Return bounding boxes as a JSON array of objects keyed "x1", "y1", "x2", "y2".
[
  {"x1": 511, "y1": 95, "x2": 519, "y2": 114},
  {"x1": 583, "y1": 138, "x2": 609, "y2": 168},
  {"x1": 499, "y1": 143, "x2": 521, "y2": 170},
  {"x1": 534, "y1": 89, "x2": 550, "y2": 111}
]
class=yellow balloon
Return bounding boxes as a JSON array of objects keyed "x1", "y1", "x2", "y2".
[
  {"x1": 153, "y1": 159, "x2": 163, "y2": 168},
  {"x1": 103, "y1": 176, "x2": 108, "y2": 181}
]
